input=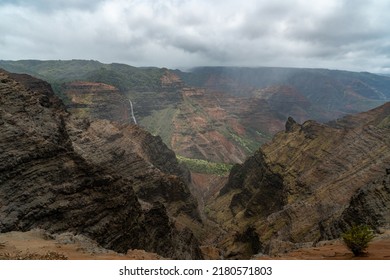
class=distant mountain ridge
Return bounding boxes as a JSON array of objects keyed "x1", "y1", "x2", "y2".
[
  {"x1": 1, "y1": 60, "x2": 390, "y2": 167},
  {"x1": 178, "y1": 66, "x2": 390, "y2": 117}
]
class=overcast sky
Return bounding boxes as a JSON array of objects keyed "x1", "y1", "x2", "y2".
[{"x1": 0, "y1": 0, "x2": 389, "y2": 73}]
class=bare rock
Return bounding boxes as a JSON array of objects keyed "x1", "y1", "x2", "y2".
[
  {"x1": 211, "y1": 102, "x2": 390, "y2": 257},
  {"x1": 0, "y1": 70, "x2": 202, "y2": 259}
]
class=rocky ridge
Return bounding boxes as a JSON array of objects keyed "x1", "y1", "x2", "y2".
[
  {"x1": 66, "y1": 117, "x2": 199, "y2": 223},
  {"x1": 0, "y1": 69, "x2": 202, "y2": 259},
  {"x1": 208, "y1": 102, "x2": 390, "y2": 258}
]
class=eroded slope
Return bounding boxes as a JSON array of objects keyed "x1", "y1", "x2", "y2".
[
  {"x1": 208, "y1": 103, "x2": 390, "y2": 258},
  {"x1": 0, "y1": 69, "x2": 202, "y2": 259}
]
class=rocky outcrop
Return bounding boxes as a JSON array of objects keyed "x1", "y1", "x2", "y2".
[
  {"x1": 260, "y1": 105, "x2": 390, "y2": 245},
  {"x1": 321, "y1": 171, "x2": 390, "y2": 239},
  {"x1": 210, "y1": 103, "x2": 390, "y2": 258},
  {"x1": 141, "y1": 202, "x2": 202, "y2": 259},
  {"x1": 285, "y1": 116, "x2": 299, "y2": 132},
  {"x1": 219, "y1": 150, "x2": 285, "y2": 217},
  {"x1": 0, "y1": 69, "x2": 202, "y2": 259},
  {"x1": 66, "y1": 117, "x2": 199, "y2": 221}
]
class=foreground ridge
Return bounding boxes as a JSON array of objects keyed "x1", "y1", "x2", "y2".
[
  {"x1": 209, "y1": 103, "x2": 390, "y2": 258},
  {"x1": 0, "y1": 69, "x2": 203, "y2": 259}
]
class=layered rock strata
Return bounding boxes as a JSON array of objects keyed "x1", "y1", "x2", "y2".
[
  {"x1": 210, "y1": 102, "x2": 390, "y2": 258},
  {"x1": 0, "y1": 70, "x2": 202, "y2": 259}
]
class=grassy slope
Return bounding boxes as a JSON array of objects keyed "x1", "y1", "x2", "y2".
[
  {"x1": 177, "y1": 155, "x2": 233, "y2": 175},
  {"x1": 139, "y1": 106, "x2": 178, "y2": 148}
]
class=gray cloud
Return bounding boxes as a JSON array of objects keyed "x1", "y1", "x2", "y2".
[
  {"x1": 0, "y1": 0, "x2": 389, "y2": 73},
  {"x1": 0, "y1": 0, "x2": 105, "y2": 11}
]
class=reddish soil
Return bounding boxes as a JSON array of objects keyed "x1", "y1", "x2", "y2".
[
  {"x1": 0, "y1": 230, "x2": 164, "y2": 260},
  {"x1": 1, "y1": 229, "x2": 389, "y2": 260},
  {"x1": 257, "y1": 232, "x2": 390, "y2": 260}
]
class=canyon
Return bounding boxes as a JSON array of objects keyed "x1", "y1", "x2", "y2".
[
  {"x1": 2, "y1": 60, "x2": 390, "y2": 165},
  {"x1": 1, "y1": 60, "x2": 390, "y2": 259}
]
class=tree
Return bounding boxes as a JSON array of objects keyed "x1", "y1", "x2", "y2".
[{"x1": 342, "y1": 225, "x2": 374, "y2": 256}]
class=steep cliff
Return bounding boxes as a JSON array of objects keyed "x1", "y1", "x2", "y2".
[
  {"x1": 66, "y1": 117, "x2": 199, "y2": 222},
  {"x1": 218, "y1": 150, "x2": 285, "y2": 218},
  {"x1": 210, "y1": 102, "x2": 390, "y2": 258},
  {"x1": 322, "y1": 171, "x2": 390, "y2": 239},
  {"x1": 0, "y1": 69, "x2": 202, "y2": 259}
]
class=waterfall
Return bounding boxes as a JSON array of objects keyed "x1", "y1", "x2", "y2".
[{"x1": 128, "y1": 99, "x2": 137, "y2": 125}]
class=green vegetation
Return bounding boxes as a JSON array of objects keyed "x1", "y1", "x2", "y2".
[
  {"x1": 139, "y1": 106, "x2": 178, "y2": 147},
  {"x1": 219, "y1": 127, "x2": 260, "y2": 155},
  {"x1": 86, "y1": 64, "x2": 164, "y2": 91},
  {"x1": 342, "y1": 225, "x2": 375, "y2": 256},
  {"x1": 378, "y1": 115, "x2": 390, "y2": 129},
  {"x1": 228, "y1": 131, "x2": 259, "y2": 154},
  {"x1": 0, "y1": 60, "x2": 164, "y2": 92},
  {"x1": 0, "y1": 59, "x2": 103, "y2": 82},
  {"x1": 177, "y1": 155, "x2": 233, "y2": 175}
]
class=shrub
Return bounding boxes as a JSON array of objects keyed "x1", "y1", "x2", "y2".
[{"x1": 342, "y1": 225, "x2": 374, "y2": 256}]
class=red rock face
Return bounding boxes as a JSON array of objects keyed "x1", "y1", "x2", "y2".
[
  {"x1": 160, "y1": 70, "x2": 184, "y2": 88},
  {"x1": 170, "y1": 87, "x2": 288, "y2": 163},
  {"x1": 62, "y1": 81, "x2": 132, "y2": 124},
  {"x1": 44, "y1": 70, "x2": 280, "y2": 165},
  {"x1": 84, "y1": 69, "x2": 316, "y2": 164}
]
